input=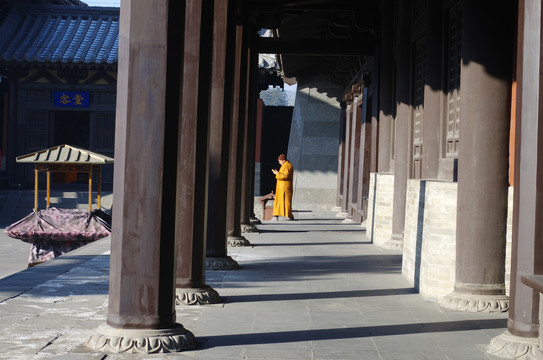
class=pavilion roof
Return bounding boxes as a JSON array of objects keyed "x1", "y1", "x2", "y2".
[{"x1": 16, "y1": 145, "x2": 114, "y2": 165}]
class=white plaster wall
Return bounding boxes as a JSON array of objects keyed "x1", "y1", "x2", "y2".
[
  {"x1": 366, "y1": 173, "x2": 394, "y2": 247},
  {"x1": 505, "y1": 186, "x2": 513, "y2": 296},
  {"x1": 370, "y1": 175, "x2": 513, "y2": 302},
  {"x1": 402, "y1": 180, "x2": 458, "y2": 301},
  {"x1": 378, "y1": 174, "x2": 513, "y2": 302},
  {"x1": 402, "y1": 180, "x2": 422, "y2": 287},
  {"x1": 287, "y1": 76, "x2": 344, "y2": 210},
  {"x1": 418, "y1": 181, "x2": 457, "y2": 302},
  {"x1": 366, "y1": 173, "x2": 375, "y2": 239},
  {"x1": 402, "y1": 181, "x2": 512, "y2": 302}
]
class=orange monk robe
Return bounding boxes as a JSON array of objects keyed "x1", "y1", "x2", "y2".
[{"x1": 273, "y1": 160, "x2": 294, "y2": 218}]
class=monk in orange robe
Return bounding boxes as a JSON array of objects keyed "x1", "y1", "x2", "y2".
[{"x1": 272, "y1": 154, "x2": 294, "y2": 220}]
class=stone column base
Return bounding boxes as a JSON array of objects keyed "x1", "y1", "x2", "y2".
[
  {"x1": 241, "y1": 223, "x2": 259, "y2": 233},
  {"x1": 84, "y1": 323, "x2": 196, "y2": 354},
  {"x1": 342, "y1": 217, "x2": 355, "y2": 223},
  {"x1": 250, "y1": 216, "x2": 262, "y2": 225},
  {"x1": 380, "y1": 234, "x2": 403, "y2": 250},
  {"x1": 332, "y1": 206, "x2": 342, "y2": 212},
  {"x1": 336, "y1": 211, "x2": 348, "y2": 218},
  {"x1": 176, "y1": 285, "x2": 221, "y2": 305},
  {"x1": 206, "y1": 256, "x2": 240, "y2": 270},
  {"x1": 439, "y1": 291, "x2": 509, "y2": 313},
  {"x1": 228, "y1": 235, "x2": 251, "y2": 247},
  {"x1": 487, "y1": 331, "x2": 539, "y2": 359}
]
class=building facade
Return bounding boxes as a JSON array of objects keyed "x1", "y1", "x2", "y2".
[{"x1": 0, "y1": 1, "x2": 118, "y2": 187}]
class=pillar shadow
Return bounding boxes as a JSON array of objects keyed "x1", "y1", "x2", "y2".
[
  {"x1": 198, "y1": 318, "x2": 507, "y2": 348},
  {"x1": 209, "y1": 254, "x2": 403, "y2": 286},
  {"x1": 252, "y1": 241, "x2": 370, "y2": 246},
  {"x1": 414, "y1": 181, "x2": 426, "y2": 291},
  {"x1": 256, "y1": 229, "x2": 364, "y2": 234},
  {"x1": 223, "y1": 287, "x2": 417, "y2": 303},
  {"x1": 369, "y1": 173, "x2": 377, "y2": 244}
]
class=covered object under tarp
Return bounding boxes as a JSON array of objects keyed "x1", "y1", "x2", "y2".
[
  {"x1": 5, "y1": 207, "x2": 111, "y2": 265},
  {"x1": 5, "y1": 145, "x2": 113, "y2": 266}
]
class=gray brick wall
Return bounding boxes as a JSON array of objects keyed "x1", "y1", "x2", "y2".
[{"x1": 366, "y1": 173, "x2": 394, "y2": 246}]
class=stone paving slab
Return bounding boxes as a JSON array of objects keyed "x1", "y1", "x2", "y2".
[{"x1": 0, "y1": 211, "x2": 510, "y2": 360}]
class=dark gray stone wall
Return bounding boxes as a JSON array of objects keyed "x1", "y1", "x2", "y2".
[{"x1": 287, "y1": 76, "x2": 343, "y2": 210}]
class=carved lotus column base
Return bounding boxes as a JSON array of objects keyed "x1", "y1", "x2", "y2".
[
  {"x1": 250, "y1": 216, "x2": 262, "y2": 225},
  {"x1": 241, "y1": 223, "x2": 259, "y2": 233},
  {"x1": 176, "y1": 285, "x2": 221, "y2": 305},
  {"x1": 84, "y1": 324, "x2": 196, "y2": 354},
  {"x1": 206, "y1": 256, "x2": 240, "y2": 270},
  {"x1": 336, "y1": 211, "x2": 347, "y2": 218},
  {"x1": 439, "y1": 291, "x2": 509, "y2": 313},
  {"x1": 342, "y1": 217, "x2": 355, "y2": 223},
  {"x1": 487, "y1": 331, "x2": 539, "y2": 359},
  {"x1": 228, "y1": 235, "x2": 251, "y2": 247},
  {"x1": 381, "y1": 234, "x2": 403, "y2": 250}
]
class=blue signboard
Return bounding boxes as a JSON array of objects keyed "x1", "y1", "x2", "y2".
[{"x1": 53, "y1": 91, "x2": 90, "y2": 108}]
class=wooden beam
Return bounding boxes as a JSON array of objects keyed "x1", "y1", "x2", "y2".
[{"x1": 255, "y1": 37, "x2": 374, "y2": 56}]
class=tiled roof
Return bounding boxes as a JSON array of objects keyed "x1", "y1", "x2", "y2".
[
  {"x1": 17, "y1": 145, "x2": 114, "y2": 164},
  {"x1": 33, "y1": 0, "x2": 88, "y2": 5},
  {"x1": 0, "y1": 4, "x2": 118, "y2": 66}
]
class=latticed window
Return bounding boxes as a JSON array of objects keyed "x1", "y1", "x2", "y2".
[
  {"x1": 446, "y1": 2, "x2": 462, "y2": 158},
  {"x1": 412, "y1": 38, "x2": 426, "y2": 179},
  {"x1": 26, "y1": 111, "x2": 49, "y2": 150},
  {"x1": 94, "y1": 112, "x2": 115, "y2": 153}
]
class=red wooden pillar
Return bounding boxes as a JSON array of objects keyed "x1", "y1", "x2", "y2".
[
  {"x1": 488, "y1": 0, "x2": 542, "y2": 356},
  {"x1": 85, "y1": 0, "x2": 195, "y2": 353},
  {"x1": 335, "y1": 101, "x2": 347, "y2": 209},
  {"x1": 387, "y1": 0, "x2": 411, "y2": 250},
  {"x1": 377, "y1": 0, "x2": 393, "y2": 174},
  {"x1": 347, "y1": 86, "x2": 362, "y2": 222},
  {"x1": 441, "y1": 0, "x2": 513, "y2": 313},
  {"x1": 341, "y1": 95, "x2": 353, "y2": 214},
  {"x1": 175, "y1": 0, "x2": 222, "y2": 305},
  {"x1": 240, "y1": 29, "x2": 259, "y2": 234},
  {"x1": 223, "y1": 23, "x2": 252, "y2": 256}
]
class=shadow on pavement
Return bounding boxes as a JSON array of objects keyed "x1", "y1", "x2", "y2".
[
  {"x1": 224, "y1": 287, "x2": 418, "y2": 303},
  {"x1": 198, "y1": 318, "x2": 508, "y2": 348},
  {"x1": 216, "y1": 254, "x2": 403, "y2": 286},
  {"x1": 0, "y1": 254, "x2": 110, "y2": 299},
  {"x1": 252, "y1": 241, "x2": 371, "y2": 246}
]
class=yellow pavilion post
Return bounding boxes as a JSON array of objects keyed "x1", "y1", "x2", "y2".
[
  {"x1": 34, "y1": 167, "x2": 38, "y2": 211},
  {"x1": 88, "y1": 165, "x2": 93, "y2": 211},
  {"x1": 46, "y1": 170, "x2": 50, "y2": 208},
  {"x1": 97, "y1": 166, "x2": 102, "y2": 209}
]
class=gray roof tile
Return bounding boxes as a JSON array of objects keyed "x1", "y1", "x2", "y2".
[{"x1": 0, "y1": 5, "x2": 118, "y2": 66}]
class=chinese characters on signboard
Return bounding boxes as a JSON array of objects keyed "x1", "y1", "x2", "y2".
[{"x1": 53, "y1": 91, "x2": 90, "y2": 107}]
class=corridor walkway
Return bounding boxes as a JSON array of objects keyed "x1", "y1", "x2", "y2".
[{"x1": 0, "y1": 210, "x2": 508, "y2": 359}]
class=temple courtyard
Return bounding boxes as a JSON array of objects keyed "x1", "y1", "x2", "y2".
[{"x1": 0, "y1": 191, "x2": 509, "y2": 359}]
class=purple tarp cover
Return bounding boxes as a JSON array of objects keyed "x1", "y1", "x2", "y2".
[
  {"x1": 5, "y1": 207, "x2": 111, "y2": 265},
  {"x1": 5, "y1": 207, "x2": 110, "y2": 243}
]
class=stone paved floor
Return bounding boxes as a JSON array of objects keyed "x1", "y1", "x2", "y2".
[{"x1": 0, "y1": 209, "x2": 509, "y2": 359}]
